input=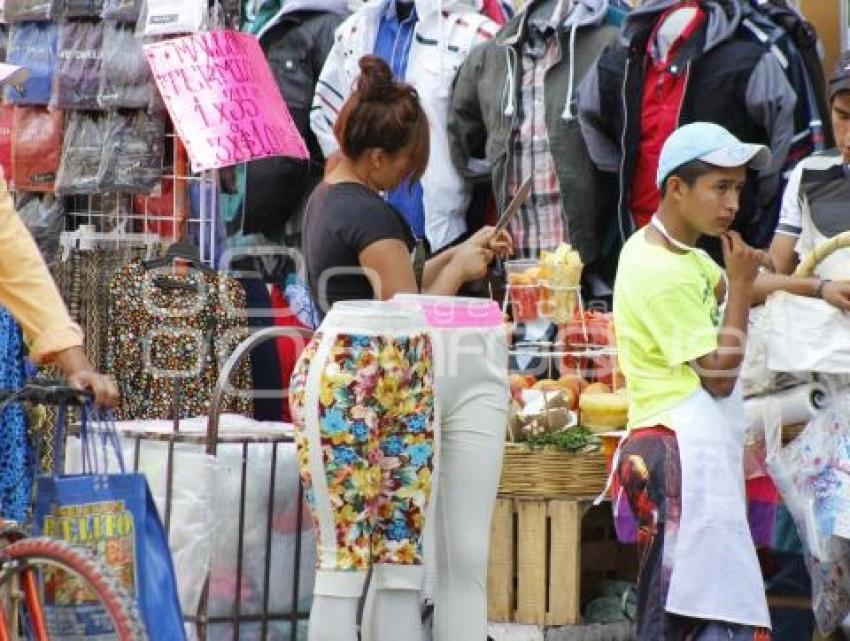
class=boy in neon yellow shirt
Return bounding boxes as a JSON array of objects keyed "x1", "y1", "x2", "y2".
[{"x1": 613, "y1": 123, "x2": 770, "y2": 640}]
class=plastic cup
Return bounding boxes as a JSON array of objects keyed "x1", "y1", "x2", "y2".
[{"x1": 505, "y1": 259, "x2": 541, "y2": 323}]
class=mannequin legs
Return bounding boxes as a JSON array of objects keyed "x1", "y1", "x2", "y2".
[
  {"x1": 361, "y1": 565, "x2": 425, "y2": 641},
  {"x1": 290, "y1": 321, "x2": 435, "y2": 641},
  {"x1": 428, "y1": 327, "x2": 509, "y2": 641},
  {"x1": 307, "y1": 595, "x2": 360, "y2": 641}
]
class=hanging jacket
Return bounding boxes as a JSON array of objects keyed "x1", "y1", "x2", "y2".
[
  {"x1": 241, "y1": 0, "x2": 349, "y2": 239},
  {"x1": 448, "y1": 0, "x2": 619, "y2": 264},
  {"x1": 346, "y1": 0, "x2": 508, "y2": 16},
  {"x1": 243, "y1": 0, "x2": 282, "y2": 34},
  {"x1": 738, "y1": 0, "x2": 833, "y2": 168},
  {"x1": 311, "y1": 0, "x2": 500, "y2": 251},
  {"x1": 578, "y1": 0, "x2": 797, "y2": 257}
]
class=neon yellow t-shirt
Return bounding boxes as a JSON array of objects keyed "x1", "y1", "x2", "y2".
[{"x1": 613, "y1": 228, "x2": 723, "y2": 429}]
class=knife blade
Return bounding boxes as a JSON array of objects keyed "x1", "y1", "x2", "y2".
[{"x1": 494, "y1": 176, "x2": 533, "y2": 234}]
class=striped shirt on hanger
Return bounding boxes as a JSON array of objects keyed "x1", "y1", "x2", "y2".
[{"x1": 509, "y1": 23, "x2": 567, "y2": 258}]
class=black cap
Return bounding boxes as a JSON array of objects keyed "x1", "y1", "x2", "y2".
[{"x1": 830, "y1": 51, "x2": 850, "y2": 100}]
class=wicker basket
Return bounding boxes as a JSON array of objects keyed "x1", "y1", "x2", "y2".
[
  {"x1": 499, "y1": 442, "x2": 609, "y2": 497},
  {"x1": 793, "y1": 230, "x2": 850, "y2": 277}
]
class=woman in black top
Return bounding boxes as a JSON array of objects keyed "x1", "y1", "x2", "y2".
[{"x1": 303, "y1": 55, "x2": 511, "y2": 315}]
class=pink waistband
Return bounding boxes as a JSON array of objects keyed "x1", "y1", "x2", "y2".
[{"x1": 393, "y1": 295, "x2": 503, "y2": 329}]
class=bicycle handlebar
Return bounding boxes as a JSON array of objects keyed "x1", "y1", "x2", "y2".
[{"x1": 0, "y1": 381, "x2": 94, "y2": 408}]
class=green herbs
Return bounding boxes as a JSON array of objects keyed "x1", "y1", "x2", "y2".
[{"x1": 522, "y1": 427, "x2": 601, "y2": 453}]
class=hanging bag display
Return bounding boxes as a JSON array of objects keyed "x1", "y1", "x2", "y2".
[
  {"x1": 51, "y1": 19, "x2": 103, "y2": 109},
  {"x1": 55, "y1": 110, "x2": 107, "y2": 194},
  {"x1": 4, "y1": 21, "x2": 58, "y2": 104},
  {"x1": 33, "y1": 405, "x2": 187, "y2": 641},
  {"x1": 98, "y1": 21, "x2": 153, "y2": 109},
  {"x1": 11, "y1": 105, "x2": 63, "y2": 192},
  {"x1": 98, "y1": 110, "x2": 164, "y2": 193},
  {"x1": 54, "y1": 0, "x2": 102, "y2": 18},
  {"x1": 3, "y1": 0, "x2": 53, "y2": 22}
]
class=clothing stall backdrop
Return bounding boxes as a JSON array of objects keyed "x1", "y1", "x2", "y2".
[
  {"x1": 796, "y1": 0, "x2": 842, "y2": 74},
  {"x1": 0, "y1": 1, "x2": 318, "y2": 640},
  {"x1": 846, "y1": 0, "x2": 849, "y2": 51}
]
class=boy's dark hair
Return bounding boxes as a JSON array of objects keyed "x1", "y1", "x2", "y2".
[
  {"x1": 828, "y1": 50, "x2": 850, "y2": 102},
  {"x1": 660, "y1": 159, "x2": 715, "y2": 196}
]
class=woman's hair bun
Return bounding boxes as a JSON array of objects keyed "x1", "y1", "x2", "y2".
[{"x1": 356, "y1": 55, "x2": 398, "y2": 102}]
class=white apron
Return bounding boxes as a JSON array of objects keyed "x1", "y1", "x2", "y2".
[
  {"x1": 664, "y1": 383, "x2": 771, "y2": 627},
  {"x1": 640, "y1": 217, "x2": 770, "y2": 627}
]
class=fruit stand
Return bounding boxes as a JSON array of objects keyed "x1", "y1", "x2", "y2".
[{"x1": 489, "y1": 248, "x2": 638, "y2": 633}]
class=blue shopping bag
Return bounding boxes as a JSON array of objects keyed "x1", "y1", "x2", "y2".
[{"x1": 33, "y1": 404, "x2": 186, "y2": 640}]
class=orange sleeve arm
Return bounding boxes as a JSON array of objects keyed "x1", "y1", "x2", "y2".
[{"x1": 0, "y1": 179, "x2": 83, "y2": 364}]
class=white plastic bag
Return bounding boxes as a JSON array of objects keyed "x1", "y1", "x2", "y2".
[
  {"x1": 64, "y1": 435, "x2": 220, "y2": 615},
  {"x1": 765, "y1": 293, "x2": 850, "y2": 373},
  {"x1": 94, "y1": 416, "x2": 317, "y2": 624},
  {"x1": 206, "y1": 440, "x2": 316, "y2": 618},
  {"x1": 767, "y1": 393, "x2": 850, "y2": 635}
]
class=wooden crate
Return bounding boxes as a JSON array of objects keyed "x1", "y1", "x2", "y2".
[{"x1": 488, "y1": 496, "x2": 637, "y2": 627}]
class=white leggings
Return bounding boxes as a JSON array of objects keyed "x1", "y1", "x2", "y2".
[
  {"x1": 390, "y1": 295, "x2": 509, "y2": 641},
  {"x1": 426, "y1": 325, "x2": 509, "y2": 641}
]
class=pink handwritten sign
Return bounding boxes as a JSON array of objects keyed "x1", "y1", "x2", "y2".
[{"x1": 144, "y1": 30, "x2": 308, "y2": 172}]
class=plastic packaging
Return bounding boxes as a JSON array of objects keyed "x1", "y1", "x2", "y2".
[
  {"x1": 64, "y1": 436, "x2": 219, "y2": 617},
  {"x1": 0, "y1": 25, "x2": 10, "y2": 60},
  {"x1": 65, "y1": 416, "x2": 317, "y2": 624},
  {"x1": 51, "y1": 20, "x2": 103, "y2": 109},
  {"x1": 3, "y1": 0, "x2": 53, "y2": 21},
  {"x1": 100, "y1": 0, "x2": 138, "y2": 20},
  {"x1": 55, "y1": 110, "x2": 107, "y2": 194},
  {"x1": 140, "y1": 0, "x2": 206, "y2": 37},
  {"x1": 16, "y1": 192, "x2": 64, "y2": 266},
  {"x1": 207, "y1": 439, "x2": 315, "y2": 617},
  {"x1": 505, "y1": 259, "x2": 541, "y2": 323},
  {"x1": 53, "y1": 0, "x2": 101, "y2": 17},
  {"x1": 11, "y1": 105, "x2": 62, "y2": 192},
  {"x1": 98, "y1": 110, "x2": 164, "y2": 193},
  {"x1": 4, "y1": 21, "x2": 57, "y2": 105},
  {"x1": 98, "y1": 21, "x2": 152, "y2": 109},
  {"x1": 767, "y1": 393, "x2": 850, "y2": 635}
]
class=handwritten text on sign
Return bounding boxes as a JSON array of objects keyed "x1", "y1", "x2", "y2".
[{"x1": 144, "y1": 30, "x2": 308, "y2": 172}]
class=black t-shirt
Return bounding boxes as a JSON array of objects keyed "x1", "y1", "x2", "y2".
[{"x1": 304, "y1": 182, "x2": 415, "y2": 314}]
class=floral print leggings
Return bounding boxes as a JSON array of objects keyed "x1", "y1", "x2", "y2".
[{"x1": 290, "y1": 327, "x2": 436, "y2": 591}]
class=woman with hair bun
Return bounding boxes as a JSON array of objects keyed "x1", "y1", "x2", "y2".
[
  {"x1": 304, "y1": 55, "x2": 511, "y2": 313},
  {"x1": 293, "y1": 56, "x2": 510, "y2": 641}
]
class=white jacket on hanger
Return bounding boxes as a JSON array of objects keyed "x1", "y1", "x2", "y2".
[
  {"x1": 311, "y1": 0, "x2": 499, "y2": 250},
  {"x1": 346, "y1": 0, "x2": 503, "y2": 14}
]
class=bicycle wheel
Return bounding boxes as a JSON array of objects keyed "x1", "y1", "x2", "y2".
[{"x1": 0, "y1": 537, "x2": 147, "y2": 641}]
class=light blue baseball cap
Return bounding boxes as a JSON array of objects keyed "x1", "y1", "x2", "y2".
[{"x1": 656, "y1": 122, "x2": 771, "y2": 188}]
